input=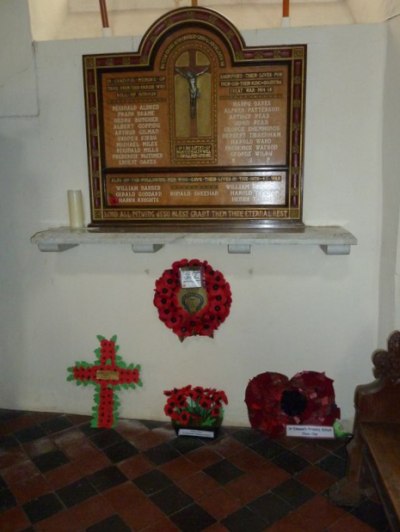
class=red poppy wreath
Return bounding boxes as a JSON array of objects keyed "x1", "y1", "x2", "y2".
[
  {"x1": 153, "y1": 259, "x2": 232, "y2": 341},
  {"x1": 245, "y1": 371, "x2": 340, "y2": 438}
]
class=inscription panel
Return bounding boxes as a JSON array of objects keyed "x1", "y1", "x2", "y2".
[{"x1": 83, "y1": 7, "x2": 306, "y2": 229}]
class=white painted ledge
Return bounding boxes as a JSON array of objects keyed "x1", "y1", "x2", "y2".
[{"x1": 31, "y1": 226, "x2": 357, "y2": 255}]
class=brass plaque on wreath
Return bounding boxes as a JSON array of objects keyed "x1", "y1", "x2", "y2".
[{"x1": 83, "y1": 7, "x2": 306, "y2": 230}]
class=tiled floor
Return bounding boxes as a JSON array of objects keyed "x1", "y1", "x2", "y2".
[{"x1": 0, "y1": 410, "x2": 390, "y2": 531}]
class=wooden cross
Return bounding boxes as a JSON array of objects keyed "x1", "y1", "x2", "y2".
[
  {"x1": 283, "y1": 0, "x2": 290, "y2": 17},
  {"x1": 99, "y1": 0, "x2": 110, "y2": 28},
  {"x1": 67, "y1": 335, "x2": 142, "y2": 428}
]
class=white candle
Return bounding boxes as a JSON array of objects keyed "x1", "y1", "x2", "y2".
[{"x1": 68, "y1": 190, "x2": 84, "y2": 229}]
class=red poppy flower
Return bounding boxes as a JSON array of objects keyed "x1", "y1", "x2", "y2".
[
  {"x1": 178, "y1": 411, "x2": 191, "y2": 426},
  {"x1": 210, "y1": 407, "x2": 221, "y2": 418}
]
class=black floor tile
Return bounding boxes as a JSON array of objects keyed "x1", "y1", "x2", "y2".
[
  {"x1": 144, "y1": 442, "x2": 181, "y2": 465},
  {"x1": 79, "y1": 423, "x2": 103, "y2": 437},
  {"x1": 0, "y1": 410, "x2": 24, "y2": 422},
  {"x1": 140, "y1": 419, "x2": 164, "y2": 430},
  {"x1": 0, "y1": 487, "x2": 17, "y2": 512},
  {"x1": 272, "y1": 449, "x2": 309, "y2": 474},
  {"x1": 170, "y1": 503, "x2": 216, "y2": 531},
  {"x1": 221, "y1": 506, "x2": 267, "y2": 532},
  {"x1": 248, "y1": 492, "x2": 292, "y2": 525},
  {"x1": 87, "y1": 466, "x2": 127, "y2": 492},
  {"x1": 86, "y1": 514, "x2": 131, "y2": 531},
  {"x1": 169, "y1": 436, "x2": 205, "y2": 454},
  {"x1": 317, "y1": 454, "x2": 347, "y2": 478},
  {"x1": 134, "y1": 470, "x2": 173, "y2": 495},
  {"x1": 56, "y1": 477, "x2": 97, "y2": 507},
  {"x1": 32, "y1": 449, "x2": 70, "y2": 473},
  {"x1": 352, "y1": 498, "x2": 391, "y2": 530},
  {"x1": 40, "y1": 415, "x2": 73, "y2": 434},
  {"x1": 231, "y1": 428, "x2": 266, "y2": 446},
  {"x1": 272, "y1": 478, "x2": 315, "y2": 508},
  {"x1": 203, "y1": 459, "x2": 244, "y2": 485},
  {"x1": 0, "y1": 434, "x2": 20, "y2": 449},
  {"x1": 89, "y1": 429, "x2": 125, "y2": 450},
  {"x1": 14, "y1": 425, "x2": 47, "y2": 444},
  {"x1": 250, "y1": 438, "x2": 285, "y2": 459},
  {"x1": 150, "y1": 484, "x2": 193, "y2": 515},
  {"x1": 22, "y1": 493, "x2": 64, "y2": 524},
  {"x1": 103, "y1": 440, "x2": 138, "y2": 463}
]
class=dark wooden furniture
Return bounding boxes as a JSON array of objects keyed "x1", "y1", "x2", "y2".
[{"x1": 330, "y1": 331, "x2": 400, "y2": 530}]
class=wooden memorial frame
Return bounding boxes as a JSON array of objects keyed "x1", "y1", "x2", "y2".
[{"x1": 83, "y1": 7, "x2": 306, "y2": 231}]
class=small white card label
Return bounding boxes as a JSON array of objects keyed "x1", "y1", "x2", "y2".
[
  {"x1": 286, "y1": 425, "x2": 335, "y2": 439},
  {"x1": 178, "y1": 428, "x2": 215, "y2": 438},
  {"x1": 179, "y1": 268, "x2": 203, "y2": 288}
]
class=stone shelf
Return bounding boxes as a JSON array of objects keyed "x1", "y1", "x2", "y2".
[{"x1": 31, "y1": 226, "x2": 357, "y2": 255}]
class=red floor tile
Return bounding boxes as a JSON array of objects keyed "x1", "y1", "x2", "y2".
[
  {"x1": 44, "y1": 460, "x2": 89, "y2": 490},
  {"x1": 159, "y1": 454, "x2": 200, "y2": 481},
  {"x1": 199, "y1": 486, "x2": 243, "y2": 519},
  {"x1": 0, "y1": 506, "x2": 31, "y2": 532},
  {"x1": 34, "y1": 508, "x2": 82, "y2": 532},
  {"x1": 208, "y1": 436, "x2": 246, "y2": 458},
  {"x1": 105, "y1": 483, "x2": 167, "y2": 529},
  {"x1": 1, "y1": 459, "x2": 39, "y2": 485},
  {"x1": 66, "y1": 494, "x2": 116, "y2": 530},
  {"x1": 141, "y1": 515, "x2": 180, "y2": 531},
  {"x1": 7, "y1": 473, "x2": 52, "y2": 504},
  {"x1": 177, "y1": 471, "x2": 220, "y2": 500},
  {"x1": 186, "y1": 446, "x2": 223, "y2": 469},
  {"x1": 291, "y1": 442, "x2": 330, "y2": 463},
  {"x1": 228, "y1": 447, "x2": 272, "y2": 472},
  {"x1": 326, "y1": 512, "x2": 377, "y2": 531},
  {"x1": 269, "y1": 494, "x2": 348, "y2": 531},
  {"x1": 129, "y1": 430, "x2": 171, "y2": 451},
  {"x1": 296, "y1": 464, "x2": 338, "y2": 492},
  {"x1": 0, "y1": 448, "x2": 27, "y2": 470},
  {"x1": 23, "y1": 436, "x2": 58, "y2": 457},
  {"x1": 117, "y1": 453, "x2": 154, "y2": 479}
]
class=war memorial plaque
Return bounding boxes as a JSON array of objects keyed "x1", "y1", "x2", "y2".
[{"x1": 83, "y1": 7, "x2": 306, "y2": 230}]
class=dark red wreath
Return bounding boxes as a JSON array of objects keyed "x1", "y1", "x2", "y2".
[
  {"x1": 153, "y1": 259, "x2": 232, "y2": 341},
  {"x1": 245, "y1": 371, "x2": 340, "y2": 438}
]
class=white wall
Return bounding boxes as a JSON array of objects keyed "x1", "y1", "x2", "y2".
[
  {"x1": 384, "y1": 17, "x2": 400, "y2": 335},
  {"x1": 29, "y1": 0, "x2": 354, "y2": 41},
  {"x1": 0, "y1": 0, "x2": 388, "y2": 428},
  {"x1": 0, "y1": 0, "x2": 38, "y2": 117}
]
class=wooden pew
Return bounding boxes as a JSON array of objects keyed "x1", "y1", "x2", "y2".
[{"x1": 330, "y1": 331, "x2": 400, "y2": 530}]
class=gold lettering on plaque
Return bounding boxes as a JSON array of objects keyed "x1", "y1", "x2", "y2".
[{"x1": 96, "y1": 370, "x2": 119, "y2": 380}]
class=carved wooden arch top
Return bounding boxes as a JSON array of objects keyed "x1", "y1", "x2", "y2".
[
  {"x1": 138, "y1": 7, "x2": 246, "y2": 67},
  {"x1": 372, "y1": 330, "x2": 400, "y2": 381}
]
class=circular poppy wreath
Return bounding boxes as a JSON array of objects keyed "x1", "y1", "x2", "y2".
[
  {"x1": 153, "y1": 259, "x2": 232, "y2": 341},
  {"x1": 245, "y1": 371, "x2": 340, "y2": 438}
]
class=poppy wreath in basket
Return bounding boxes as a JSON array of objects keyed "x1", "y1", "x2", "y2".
[
  {"x1": 245, "y1": 371, "x2": 340, "y2": 438},
  {"x1": 153, "y1": 259, "x2": 232, "y2": 341}
]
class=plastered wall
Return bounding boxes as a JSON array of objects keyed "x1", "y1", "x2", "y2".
[{"x1": 0, "y1": 1, "x2": 392, "y2": 428}]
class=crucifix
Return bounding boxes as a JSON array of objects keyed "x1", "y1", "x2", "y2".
[
  {"x1": 175, "y1": 50, "x2": 210, "y2": 137},
  {"x1": 67, "y1": 335, "x2": 142, "y2": 428}
]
